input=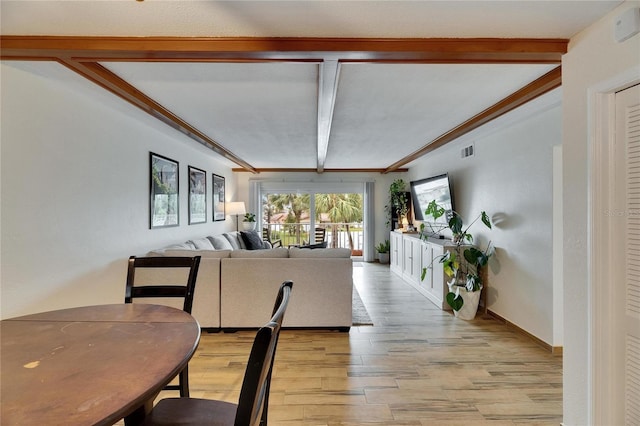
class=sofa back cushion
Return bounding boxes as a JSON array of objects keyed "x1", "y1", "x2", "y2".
[
  {"x1": 157, "y1": 249, "x2": 231, "y2": 258},
  {"x1": 229, "y1": 248, "x2": 289, "y2": 258},
  {"x1": 188, "y1": 237, "x2": 215, "y2": 250},
  {"x1": 222, "y1": 232, "x2": 246, "y2": 250},
  {"x1": 288, "y1": 247, "x2": 351, "y2": 258},
  {"x1": 161, "y1": 241, "x2": 196, "y2": 251},
  {"x1": 208, "y1": 235, "x2": 234, "y2": 250}
]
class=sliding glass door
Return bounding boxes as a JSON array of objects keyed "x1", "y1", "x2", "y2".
[
  {"x1": 262, "y1": 193, "x2": 311, "y2": 247},
  {"x1": 314, "y1": 193, "x2": 363, "y2": 251},
  {"x1": 253, "y1": 181, "x2": 369, "y2": 258}
]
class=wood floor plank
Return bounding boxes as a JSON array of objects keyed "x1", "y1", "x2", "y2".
[{"x1": 136, "y1": 262, "x2": 562, "y2": 425}]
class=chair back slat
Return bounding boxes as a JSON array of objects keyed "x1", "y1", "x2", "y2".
[
  {"x1": 262, "y1": 227, "x2": 282, "y2": 248},
  {"x1": 125, "y1": 255, "x2": 201, "y2": 314},
  {"x1": 235, "y1": 281, "x2": 292, "y2": 426},
  {"x1": 314, "y1": 227, "x2": 326, "y2": 244}
]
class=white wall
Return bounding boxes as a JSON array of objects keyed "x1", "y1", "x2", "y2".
[
  {"x1": 407, "y1": 90, "x2": 562, "y2": 346},
  {"x1": 0, "y1": 61, "x2": 235, "y2": 319},
  {"x1": 562, "y1": 1, "x2": 640, "y2": 424}
]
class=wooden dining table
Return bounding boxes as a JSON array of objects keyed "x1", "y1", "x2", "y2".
[{"x1": 1, "y1": 303, "x2": 201, "y2": 425}]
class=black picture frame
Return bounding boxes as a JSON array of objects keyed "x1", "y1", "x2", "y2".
[
  {"x1": 212, "y1": 174, "x2": 225, "y2": 221},
  {"x1": 188, "y1": 166, "x2": 207, "y2": 225},
  {"x1": 150, "y1": 152, "x2": 179, "y2": 229}
]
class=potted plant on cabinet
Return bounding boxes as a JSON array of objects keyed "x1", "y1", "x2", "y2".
[
  {"x1": 420, "y1": 200, "x2": 493, "y2": 320},
  {"x1": 242, "y1": 212, "x2": 256, "y2": 231},
  {"x1": 385, "y1": 179, "x2": 409, "y2": 230},
  {"x1": 376, "y1": 240, "x2": 391, "y2": 264}
]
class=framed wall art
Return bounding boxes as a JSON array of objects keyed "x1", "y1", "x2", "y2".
[
  {"x1": 150, "y1": 152, "x2": 179, "y2": 229},
  {"x1": 212, "y1": 174, "x2": 225, "y2": 221},
  {"x1": 188, "y1": 166, "x2": 207, "y2": 225}
]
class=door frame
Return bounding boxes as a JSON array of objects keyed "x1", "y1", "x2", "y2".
[{"x1": 589, "y1": 66, "x2": 640, "y2": 424}]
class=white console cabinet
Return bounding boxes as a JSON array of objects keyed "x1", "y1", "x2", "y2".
[{"x1": 390, "y1": 230, "x2": 453, "y2": 311}]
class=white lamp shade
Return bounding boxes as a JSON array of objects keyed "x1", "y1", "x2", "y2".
[{"x1": 226, "y1": 202, "x2": 246, "y2": 216}]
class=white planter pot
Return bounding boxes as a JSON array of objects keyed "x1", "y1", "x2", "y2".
[
  {"x1": 453, "y1": 288, "x2": 482, "y2": 320},
  {"x1": 378, "y1": 252, "x2": 390, "y2": 264},
  {"x1": 242, "y1": 222, "x2": 256, "y2": 231}
]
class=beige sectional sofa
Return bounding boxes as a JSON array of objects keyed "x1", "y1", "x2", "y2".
[{"x1": 140, "y1": 231, "x2": 354, "y2": 331}]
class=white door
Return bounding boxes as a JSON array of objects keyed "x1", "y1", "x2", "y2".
[{"x1": 613, "y1": 83, "x2": 640, "y2": 425}]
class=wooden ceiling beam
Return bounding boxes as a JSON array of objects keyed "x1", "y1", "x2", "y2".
[
  {"x1": 232, "y1": 168, "x2": 409, "y2": 173},
  {"x1": 383, "y1": 66, "x2": 562, "y2": 173},
  {"x1": 0, "y1": 36, "x2": 567, "y2": 63},
  {"x1": 59, "y1": 59, "x2": 257, "y2": 172}
]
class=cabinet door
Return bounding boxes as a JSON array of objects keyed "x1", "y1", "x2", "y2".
[
  {"x1": 409, "y1": 238, "x2": 423, "y2": 282},
  {"x1": 402, "y1": 237, "x2": 412, "y2": 276},
  {"x1": 421, "y1": 241, "x2": 434, "y2": 291},
  {"x1": 389, "y1": 232, "x2": 403, "y2": 274},
  {"x1": 421, "y1": 241, "x2": 450, "y2": 309},
  {"x1": 401, "y1": 236, "x2": 422, "y2": 284},
  {"x1": 432, "y1": 244, "x2": 446, "y2": 296}
]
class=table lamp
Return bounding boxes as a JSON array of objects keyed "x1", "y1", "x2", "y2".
[{"x1": 226, "y1": 202, "x2": 246, "y2": 232}]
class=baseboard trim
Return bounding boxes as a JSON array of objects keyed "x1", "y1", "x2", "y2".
[{"x1": 486, "y1": 310, "x2": 563, "y2": 356}]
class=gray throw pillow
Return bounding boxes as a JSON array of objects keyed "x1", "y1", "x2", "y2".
[
  {"x1": 188, "y1": 237, "x2": 215, "y2": 250},
  {"x1": 208, "y1": 235, "x2": 233, "y2": 250},
  {"x1": 240, "y1": 230, "x2": 265, "y2": 250},
  {"x1": 222, "y1": 232, "x2": 242, "y2": 250}
]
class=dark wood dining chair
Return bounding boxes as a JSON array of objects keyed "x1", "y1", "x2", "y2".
[
  {"x1": 314, "y1": 227, "x2": 326, "y2": 244},
  {"x1": 302, "y1": 227, "x2": 327, "y2": 246},
  {"x1": 141, "y1": 280, "x2": 293, "y2": 426},
  {"x1": 262, "y1": 227, "x2": 282, "y2": 248},
  {"x1": 125, "y1": 255, "x2": 201, "y2": 397}
]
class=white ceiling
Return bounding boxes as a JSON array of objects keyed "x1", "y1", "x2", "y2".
[
  {"x1": 0, "y1": 1, "x2": 622, "y2": 39},
  {"x1": 0, "y1": 1, "x2": 623, "y2": 172}
]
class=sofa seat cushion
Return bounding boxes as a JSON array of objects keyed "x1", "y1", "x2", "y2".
[
  {"x1": 288, "y1": 247, "x2": 351, "y2": 258},
  {"x1": 208, "y1": 235, "x2": 234, "y2": 250},
  {"x1": 229, "y1": 248, "x2": 289, "y2": 258}
]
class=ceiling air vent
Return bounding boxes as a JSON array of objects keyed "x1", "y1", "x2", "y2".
[{"x1": 461, "y1": 143, "x2": 475, "y2": 159}]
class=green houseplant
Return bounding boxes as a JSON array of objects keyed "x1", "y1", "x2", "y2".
[
  {"x1": 375, "y1": 239, "x2": 391, "y2": 264},
  {"x1": 242, "y1": 212, "x2": 256, "y2": 231},
  {"x1": 420, "y1": 200, "x2": 493, "y2": 319},
  {"x1": 385, "y1": 179, "x2": 409, "y2": 230}
]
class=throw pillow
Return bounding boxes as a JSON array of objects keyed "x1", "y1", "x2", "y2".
[
  {"x1": 162, "y1": 242, "x2": 196, "y2": 250},
  {"x1": 188, "y1": 237, "x2": 215, "y2": 250},
  {"x1": 240, "y1": 230, "x2": 265, "y2": 250},
  {"x1": 222, "y1": 232, "x2": 243, "y2": 250},
  {"x1": 208, "y1": 235, "x2": 233, "y2": 250}
]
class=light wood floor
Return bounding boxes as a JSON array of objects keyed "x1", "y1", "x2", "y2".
[{"x1": 158, "y1": 262, "x2": 563, "y2": 425}]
